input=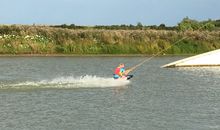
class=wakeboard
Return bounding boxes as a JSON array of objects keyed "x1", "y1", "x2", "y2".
[
  {"x1": 113, "y1": 74, "x2": 133, "y2": 80},
  {"x1": 126, "y1": 75, "x2": 133, "y2": 80}
]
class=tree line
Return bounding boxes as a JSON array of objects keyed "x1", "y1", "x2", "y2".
[{"x1": 50, "y1": 17, "x2": 220, "y2": 31}]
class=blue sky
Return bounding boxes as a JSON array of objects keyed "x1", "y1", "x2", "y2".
[{"x1": 0, "y1": 0, "x2": 219, "y2": 26}]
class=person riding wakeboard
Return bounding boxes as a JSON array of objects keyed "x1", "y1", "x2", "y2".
[{"x1": 113, "y1": 63, "x2": 133, "y2": 80}]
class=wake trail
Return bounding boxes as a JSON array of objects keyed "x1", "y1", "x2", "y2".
[{"x1": 0, "y1": 75, "x2": 131, "y2": 89}]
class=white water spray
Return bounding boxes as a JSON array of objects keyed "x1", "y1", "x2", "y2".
[{"x1": 1, "y1": 75, "x2": 131, "y2": 89}]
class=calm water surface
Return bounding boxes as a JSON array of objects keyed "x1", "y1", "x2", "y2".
[{"x1": 0, "y1": 56, "x2": 220, "y2": 130}]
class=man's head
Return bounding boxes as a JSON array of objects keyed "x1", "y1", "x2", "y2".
[{"x1": 119, "y1": 63, "x2": 125, "y2": 68}]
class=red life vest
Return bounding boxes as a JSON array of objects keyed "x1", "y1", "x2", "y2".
[{"x1": 114, "y1": 67, "x2": 121, "y2": 75}]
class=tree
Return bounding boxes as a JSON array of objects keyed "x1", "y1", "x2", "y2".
[
  {"x1": 177, "y1": 17, "x2": 216, "y2": 31},
  {"x1": 177, "y1": 17, "x2": 199, "y2": 31},
  {"x1": 215, "y1": 19, "x2": 220, "y2": 27},
  {"x1": 70, "y1": 24, "x2": 76, "y2": 29},
  {"x1": 203, "y1": 21, "x2": 215, "y2": 31},
  {"x1": 137, "y1": 22, "x2": 143, "y2": 29},
  {"x1": 158, "y1": 24, "x2": 166, "y2": 29}
]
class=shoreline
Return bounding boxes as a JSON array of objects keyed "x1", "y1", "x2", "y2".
[{"x1": 0, "y1": 54, "x2": 194, "y2": 57}]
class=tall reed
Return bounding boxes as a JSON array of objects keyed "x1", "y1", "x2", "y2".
[{"x1": 0, "y1": 25, "x2": 220, "y2": 54}]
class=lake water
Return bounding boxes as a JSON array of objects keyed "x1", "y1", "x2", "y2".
[{"x1": 0, "y1": 56, "x2": 220, "y2": 130}]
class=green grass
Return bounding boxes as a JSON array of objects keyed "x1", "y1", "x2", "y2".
[{"x1": 0, "y1": 25, "x2": 220, "y2": 54}]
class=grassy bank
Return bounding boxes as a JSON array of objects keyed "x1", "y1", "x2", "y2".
[{"x1": 0, "y1": 25, "x2": 220, "y2": 55}]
